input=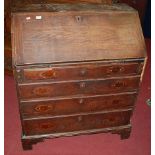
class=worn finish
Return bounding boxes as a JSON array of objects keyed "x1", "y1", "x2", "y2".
[
  {"x1": 18, "y1": 76, "x2": 140, "y2": 99},
  {"x1": 12, "y1": 4, "x2": 146, "y2": 65},
  {"x1": 21, "y1": 92, "x2": 137, "y2": 118},
  {"x1": 11, "y1": 4, "x2": 146, "y2": 150},
  {"x1": 20, "y1": 61, "x2": 143, "y2": 82},
  {"x1": 23, "y1": 110, "x2": 132, "y2": 135},
  {"x1": 5, "y1": 0, "x2": 148, "y2": 74}
]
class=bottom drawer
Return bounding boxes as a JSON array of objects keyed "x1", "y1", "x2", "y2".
[{"x1": 23, "y1": 110, "x2": 132, "y2": 136}]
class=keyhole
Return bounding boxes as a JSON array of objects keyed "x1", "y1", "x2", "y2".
[
  {"x1": 77, "y1": 17, "x2": 80, "y2": 21},
  {"x1": 76, "y1": 16, "x2": 82, "y2": 22}
]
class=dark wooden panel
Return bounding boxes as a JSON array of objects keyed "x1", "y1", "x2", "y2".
[
  {"x1": 21, "y1": 92, "x2": 137, "y2": 118},
  {"x1": 12, "y1": 4, "x2": 146, "y2": 65},
  {"x1": 23, "y1": 110, "x2": 132, "y2": 135},
  {"x1": 18, "y1": 76, "x2": 140, "y2": 100},
  {"x1": 19, "y1": 62, "x2": 143, "y2": 82}
]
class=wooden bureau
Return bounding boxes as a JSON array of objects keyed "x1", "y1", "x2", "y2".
[{"x1": 11, "y1": 3, "x2": 147, "y2": 150}]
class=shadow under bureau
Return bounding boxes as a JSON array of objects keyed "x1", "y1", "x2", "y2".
[{"x1": 11, "y1": 3, "x2": 147, "y2": 150}]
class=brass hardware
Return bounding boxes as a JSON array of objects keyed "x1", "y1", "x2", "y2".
[
  {"x1": 16, "y1": 69, "x2": 21, "y2": 73},
  {"x1": 80, "y1": 82, "x2": 86, "y2": 88},
  {"x1": 78, "y1": 116, "x2": 82, "y2": 122},
  {"x1": 79, "y1": 98, "x2": 84, "y2": 104},
  {"x1": 15, "y1": 69, "x2": 22, "y2": 82},
  {"x1": 80, "y1": 69, "x2": 87, "y2": 76}
]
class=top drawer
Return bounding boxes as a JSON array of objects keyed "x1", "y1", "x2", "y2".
[{"x1": 15, "y1": 61, "x2": 144, "y2": 83}]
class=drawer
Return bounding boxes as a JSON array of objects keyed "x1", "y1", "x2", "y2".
[
  {"x1": 21, "y1": 92, "x2": 137, "y2": 118},
  {"x1": 16, "y1": 61, "x2": 143, "y2": 82},
  {"x1": 18, "y1": 76, "x2": 140, "y2": 100},
  {"x1": 23, "y1": 110, "x2": 132, "y2": 136}
]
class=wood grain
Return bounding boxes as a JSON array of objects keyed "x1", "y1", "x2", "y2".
[
  {"x1": 18, "y1": 61, "x2": 143, "y2": 82},
  {"x1": 23, "y1": 110, "x2": 132, "y2": 135},
  {"x1": 11, "y1": 3, "x2": 147, "y2": 150},
  {"x1": 18, "y1": 76, "x2": 140, "y2": 99},
  {"x1": 20, "y1": 92, "x2": 137, "y2": 118},
  {"x1": 12, "y1": 4, "x2": 146, "y2": 65}
]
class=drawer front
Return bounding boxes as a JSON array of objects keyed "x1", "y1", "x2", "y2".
[
  {"x1": 23, "y1": 110, "x2": 132, "y2": 136},
  {"x1": 17, "y1": 62, "x2": 143, "y2": 82},
  {"x1": 21, "y1": 93, "x2": 137, "y2": 118},
  {"x1": 18, "y1": 76, "x2": 140, "y2": 100}
]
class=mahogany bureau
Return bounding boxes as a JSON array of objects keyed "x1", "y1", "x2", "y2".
[{"x1": 11, "y1": 3, "x2": 147, "y2": 150}]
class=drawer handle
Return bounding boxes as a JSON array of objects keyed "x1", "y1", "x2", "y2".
[
  {"x1": 80, "y1": 82, "x2": 86, "y2": 88},
  {"x1": 79, "y1": 98, "x2": 84, "y2": 104},
  {"x1": 112, "y1": 81, "x2": 126, "y2": 88},
  {"x1": 33, "y1": 87, "x2": 50, "y2": 96},
  {"x1": 107, "y1": 66, "x2": 124, "y2": 74},
  {"x1": 39, "y1": 123, "x2": 53, "y2": 129},
  {"x1": 40, "y1": 70, "x2": 56, "y2": 79},
  {"x1": 35, "y1": 105, "x2": 53, "y2": 112},
  {"x1": 77, "y1": 116, "x2": 83, "y2": 122},
  {"x1": 80, "y1": 69, "x2": 87, "y2": 76}
]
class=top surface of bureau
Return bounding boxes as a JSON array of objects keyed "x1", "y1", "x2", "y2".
[{"x1": 11, "y1": 3, "x2": 146, "y2": 66}]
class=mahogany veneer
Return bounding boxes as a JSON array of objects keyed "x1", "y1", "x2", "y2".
[{"x1": 12, "y1": 3, "x2": 146, "y2": 150}]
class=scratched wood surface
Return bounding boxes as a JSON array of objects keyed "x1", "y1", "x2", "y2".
[
  {"x1": 18, "y1": 76, "x2": 140, "y2": 99},
  {"x1": 21, "y1": 92, "x2": 137, "y2": 118},
  {"x1": 12, "y1": 4, "x2": 146, "y2": 65},
  {"x1": 11, "y1": 3, "x2": 147, "y2": 150},
  {"x1": 23, "y1": 110, "x2": 132, "y2": 135}
]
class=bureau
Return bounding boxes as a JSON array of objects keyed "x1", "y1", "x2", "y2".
[{"x1": 11, "y1": 3, "x2": 147, "y2": 150}]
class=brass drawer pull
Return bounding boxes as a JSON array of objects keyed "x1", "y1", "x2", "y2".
[
  {"x1": 107, "y1": 66, "x2": 125, "y2": 74},
  {"x1": 80, "y1": 69, "x2": 87, "y2": 76},
  {"x1": 40, "y1": 69, "x2": 56, "y2": 79},
  {"x1": 80, "y1": 82, "x2": 86, "y2": 88},
  {"x1": 78, "y1": 116, "x2": 83, "y2": 122},
  {"x1": 35, "y1": 105, "x2": 53, "y2": 112},
  {"x1": 79, "y1": 98, "x2": 84, "y2": 104}
]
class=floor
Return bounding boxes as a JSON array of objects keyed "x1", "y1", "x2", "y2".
[{"x1": 4, "y1": 39, "x2": 151, "y2": 155}]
